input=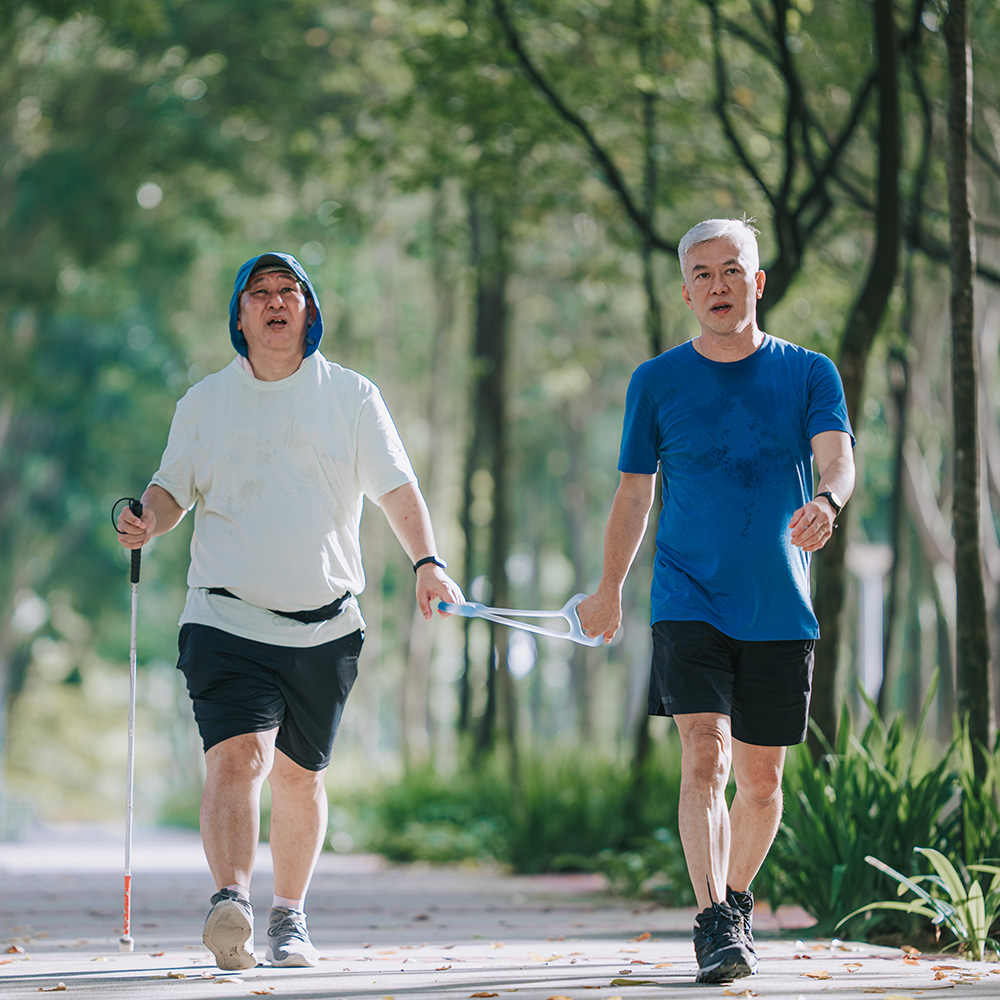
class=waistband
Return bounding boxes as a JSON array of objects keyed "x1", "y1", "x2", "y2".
[{"x1": 206, "y1": 588, "x2": 352, "y2": 624}]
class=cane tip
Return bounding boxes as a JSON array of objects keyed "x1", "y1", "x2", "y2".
[{"x1": 119, "y1": 934, "x2": 134, "y2": 953}]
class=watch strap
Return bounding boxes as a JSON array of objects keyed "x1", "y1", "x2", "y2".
[
  {"x1": 413, "y1": 555, "x2": 448, "y2": 574},
  {"x1": 815, "y1": 490, "x2": 842, "y2": 516}
]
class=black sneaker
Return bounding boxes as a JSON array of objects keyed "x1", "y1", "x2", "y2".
[
  {"x1": 727, "y1": 886, "x2": 758, "y2": 973},
  {"x1": 203, "y1": 888, "x2": 256, "y2": 970},
  {"x1": 693, "y1": 900, "x2": 753, "y2": 984}
]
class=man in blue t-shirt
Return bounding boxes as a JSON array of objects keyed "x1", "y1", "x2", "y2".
[{"x1": 579, "y1": 217, "x2": 855, "y2": 985}]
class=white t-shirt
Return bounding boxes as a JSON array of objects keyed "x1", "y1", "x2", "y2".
[{"x1": 150, "y1": 352, "x2": 417, "y2": 646}]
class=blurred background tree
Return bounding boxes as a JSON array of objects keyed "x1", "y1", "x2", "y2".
[{"x1": 1, "y1": 0, "x2": 998, "y2": 838}]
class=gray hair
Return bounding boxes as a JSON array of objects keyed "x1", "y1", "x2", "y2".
[{"x1": 678, "y1": 216, "x2": 761, "y2": 278}]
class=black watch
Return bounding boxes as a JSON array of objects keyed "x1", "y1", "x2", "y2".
[
  {"x1": 413, "y1": 555, "x2": 448, "y2": 574},
  {"x1": 814, "y1": 490, "x2": 843, "y2": 516}
]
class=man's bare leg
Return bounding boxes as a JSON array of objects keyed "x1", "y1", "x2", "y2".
[
  {"x1": 200, "y1": 730, "x2": 277, "y2": 970},
  {"x1": 263, "y1": 749, "x2": 328, "y2": 968},
  {"x1": 267, "y1": 749, "x2": 329, "y2": 903},
  {"x1": 674, "y1": 712, "x2": 733, "y2": 911},
  {"x1": 201, "y1": 730, "x2": 278, "y2": 892},
  {"x1": 726, "y1": 741, "x2": 786, "y2": 892}
]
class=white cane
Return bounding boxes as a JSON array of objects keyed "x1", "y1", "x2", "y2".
[{"x1": 119, "y1": 498, "x2": 142, "y2": 953}]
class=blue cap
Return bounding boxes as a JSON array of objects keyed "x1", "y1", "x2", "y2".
[{"x1": 229, "y1": 252, "x2": 323, "y2": 358}]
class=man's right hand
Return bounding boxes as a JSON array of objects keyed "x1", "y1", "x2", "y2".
[
  {"x1": 116, "y1": 502, "x2": 156, "y2": 549},
  {"x1": 577, "y1": 589, "x2": 622, "y2": 645}
]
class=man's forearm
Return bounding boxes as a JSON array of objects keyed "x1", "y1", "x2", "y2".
[
  {"x1": 140, "y1": 484, "x2": 186, "y2": 537},
  {"x1": 378, "y1": 481, "x2": 439, "y2": 563},
  {"x1": 815, "y1": 455, "x2": 855, "y2": 507},
  {"x1": 596, "y1": 475, "x2": 655, "y2": 594}
]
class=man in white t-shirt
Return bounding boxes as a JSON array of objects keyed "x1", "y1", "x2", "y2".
[{"x1": 117, "y1": 252, "x2": 463, "y2": 971}]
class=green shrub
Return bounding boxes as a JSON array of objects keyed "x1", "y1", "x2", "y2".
[
  {"x1": 764, "y1": 694, "x2": 955, "y2": 936},
  {"x1": 354, "y1": 738, "x2": 687, "y2": 883}
]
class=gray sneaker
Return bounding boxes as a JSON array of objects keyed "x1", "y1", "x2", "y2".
[
  {"x1": 203, "y1": 888, "x2": 256, "y2": 971},
  {"x1": 266, "y1": 907, "x2": 319, "y2": 967},
  {"x1": 727, "y1": 886, "x2": 758, "y2": 973}
]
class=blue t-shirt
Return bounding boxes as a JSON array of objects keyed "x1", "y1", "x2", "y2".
[{"x1": 618, "y1": 335, "x2": 854, "y2": 640}]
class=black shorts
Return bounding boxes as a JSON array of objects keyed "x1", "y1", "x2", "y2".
[
  {"x1": 647, "y1": 620, "x2": 814, "y2": 747},
  {"x1": 177, "y1": 623, "x2": 362, "y2": 770}
]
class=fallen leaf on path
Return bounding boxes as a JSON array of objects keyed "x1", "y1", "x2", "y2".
[
  {"x1": 215, "y1": 977, "x2": 240, "y2": 984},
  {"x1": 843, "y1": 963, "x2": 864, "y2": 972},
  {"x1": 166, "y1": 971, "x2": 187, "y2": 979},
  {"x1": 250, "y1": 991, "x2": 274, "y2": 995},
  {"x1": 722, "y1": 990, "x2": 758, "y2": 997},
  {"x1": 36, "y1": 985, "x2": 67, "y2": 993},
  {"x1": 631, "y1": 932, "x2": 651, "y2": 942},
  {"x1": 7, "y1": 945, "x2": 26, "y2": 954},
  {"x1": 903, "y1": 956, "x2": 921, "y2": 966},
  {"x1": 629, "y1": 959, "x2": 650, "y2": 964},
  {"x1": 546, "y1": 995, "x2": 574, "y2": 999},
  {"x1": 931, "y1": 965, "x2": 960, "y2": 971},
  {"x1": 862, "y1": 989, "x2": 887, "y2": 993},
  {"x1": 619, "y1": 946, "x2": 639, "y2": 953},
  {"x1": 436, "y1": 965, "x2": 452, "y2": 971},
  {"x1": 200, "y1": 972, "x2": 216, "y2": 979},
  {"x1": 800, "y1": 969, "x2": 832, "y2": 979},
  {"x1": 902, "y1": 946, "x2": 921, "y2": 956},
  {"x1": 490, "y1": 942, "x2": 505, "y2": 949},
  {"x1": 653, "y1": 962, "x2": 673, "y2": 969},
  {"x1": 528, "y1": 951, "x2": 563, "y2": 963},
  {"x1": 610, "y1": 979, "x2": 660, "y2": 987},
  {"x1": 470, "y1": 993, "x2": 499, "y2": 998}
]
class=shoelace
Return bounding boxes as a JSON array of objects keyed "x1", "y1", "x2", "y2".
[{"x1": 270, "y1": 912, "x2": 308, "y2": 942}]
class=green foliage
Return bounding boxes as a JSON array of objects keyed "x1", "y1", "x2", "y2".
[
  {"x1": 950, "y1": 726, "x2": 1000, "y2": 869},
  {"x1": 764, "y1": 694, "x2": 956, "y2": 936},
  {"x1": 356, "y1": 740, "x2": 686, "y2": 887},
  {"x1": 838, "y1": 849, "x2": 1000, "y2": 961}
]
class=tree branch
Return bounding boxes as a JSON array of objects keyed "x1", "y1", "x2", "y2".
[{"x1": 492, "y1": 0, "x2": 675, "y2": 255}]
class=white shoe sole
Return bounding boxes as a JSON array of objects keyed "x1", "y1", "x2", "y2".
[
  {"x1": 203, "y1": 900, "x2": 256, "y2": 971},
  {"x1": 266, "y1": 943, "x2": 319, "y2": 967}
]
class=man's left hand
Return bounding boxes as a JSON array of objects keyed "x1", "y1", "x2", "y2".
[
  {"x1": 789, "y1": 498, "x2": 837, "y2": 552},
  {"x1": 415, "y1": 565, "x2": 465, "y2": 620}
]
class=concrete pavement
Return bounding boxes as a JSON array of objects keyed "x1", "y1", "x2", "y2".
[{"x1": 2, "y1": 826, "x2": 999, "y2": 999}]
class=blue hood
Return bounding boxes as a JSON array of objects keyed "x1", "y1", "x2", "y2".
[{"x1": 229, "y1": 252, "x2": 323, "y2": 358}]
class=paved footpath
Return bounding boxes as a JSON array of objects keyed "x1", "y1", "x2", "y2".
[{"x1": 2, "y1": 826, "x2": 999, "y2": 999}]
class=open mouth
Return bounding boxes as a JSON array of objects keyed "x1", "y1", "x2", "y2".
[{"x1": 267, "y1": 317, "x2": 288, "y2": 328}]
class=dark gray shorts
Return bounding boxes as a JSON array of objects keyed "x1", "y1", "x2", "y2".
[
  {"x1": 177, "y1": 623, "x2": 362, "y2": 770},
  {"x1": 648, "y1": 619, "x2": 814, "y2": 747}
]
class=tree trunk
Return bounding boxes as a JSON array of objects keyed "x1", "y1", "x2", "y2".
[
  {"x1": 943, "y1": 0, "x2": 993, "y2": 772},
  {"x1": 810, "y1": 0, "x2": 901, "y2": 751},
  {"x1": 465, "y1": 189, "x2": 515, "y2": 758}
]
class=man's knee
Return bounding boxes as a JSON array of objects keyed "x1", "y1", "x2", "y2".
[
  {"x1": 205, "y1": 730, "x2": 277, "y2": 785},
  {"x1": 734, "y1": 745, "x2": 785, "y2": 804},
  {"x1": 678, "y1": 715, "x2": 732, "y2": 787}
]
